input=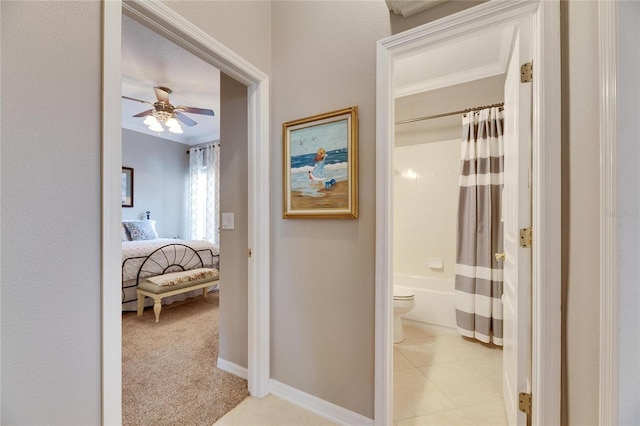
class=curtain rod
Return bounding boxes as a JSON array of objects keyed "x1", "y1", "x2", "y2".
[
  {"x1": 395, "y1": 102, "x2": 504, "y2": 125},
  {"x1": 185, "y1": 142, "x2": 219, "y2": 154}
]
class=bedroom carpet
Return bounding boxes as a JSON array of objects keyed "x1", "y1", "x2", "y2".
[{"x1": 122, "y1": 292, "x2": 249, "y2": 425}]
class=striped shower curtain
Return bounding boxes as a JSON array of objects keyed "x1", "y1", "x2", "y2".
[{"x1": 454, "y1": 106, "x2": 504, "y2": 346}]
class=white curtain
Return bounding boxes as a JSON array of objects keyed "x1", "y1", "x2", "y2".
[
  {"x1": 454, "y1": 107, "x2": 504, "y2": 345},
  {"x1": 188, "y1": 144, "x2": 220, "y2": 246}
]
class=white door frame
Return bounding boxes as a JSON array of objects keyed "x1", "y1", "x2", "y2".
[
  {"x1": 375, "y1": 1, "x2": 561, "y2": 424},
  {"x1": 598, "y1": 2, "x2": 618, "y2": 424},
  {"x1": 101, "y1": 2, "x2": 270, "y2": 424}
]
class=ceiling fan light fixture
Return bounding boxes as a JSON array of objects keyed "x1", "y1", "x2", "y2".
[
  {"x1": 143, "y1": 115, "x2": 159, "y2": 126},
  {"x1": 168, "y1": 124, "x2": 183, "y2": 134},
  {"x1": 148, "y1": 121, "x2": 164, "y2": 132},
  {"x1": 165, "y1": 117, "x2": 179, "y2": 128},
  {"x1": 155, "y1": 110, "x2": 172, "y2": 123}
]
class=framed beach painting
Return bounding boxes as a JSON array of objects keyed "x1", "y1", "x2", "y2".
[{"x1": 282, "y1": 106, "x2": 358, "y2": 219}]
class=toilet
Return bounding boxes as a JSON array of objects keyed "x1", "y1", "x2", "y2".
[{"x1": 393, "y1": 286, "x2": 415, "y2": 343}]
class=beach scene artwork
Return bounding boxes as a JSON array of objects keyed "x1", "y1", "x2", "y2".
[
  {"x1": 283, "y1": 107, "x2": 358, "y2": 218},
  {"x1": 289, "y1": 119, "x2": 349, "y2": 209}
]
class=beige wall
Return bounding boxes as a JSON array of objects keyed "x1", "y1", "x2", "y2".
[
  {"x1": 395, "y1": 75, "x2": 505, "y2": 146},
  {"x1": 218, "y1": 73, "x2": 249, "y2": 367},
  {"x1": 270, "y1": 1, "x2": 390, "y2": 417},
  {"x1": 163, "y1": 0, "x2": 271, "y2": 75},
  {"x1": 0, "y1": 1, "x2": 102, "y2": 422},
  {"x1": 0, "y1": 0, "x2": 609, "y2": 424}
]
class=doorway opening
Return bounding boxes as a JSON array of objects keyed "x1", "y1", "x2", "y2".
[
  {"x1": 101, "y1": 2, "x2": 270, "y2": 424},
  {"x1": 375, "y1": 1, "x2": 561, "y2": 424}
]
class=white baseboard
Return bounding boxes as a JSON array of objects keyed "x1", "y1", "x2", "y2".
[
  {"x1": 269, "y1": 379, "x2": 373, "y2": 426},
  {"x1": 217, "y1": 357, "x2": 248, "y2": 380}
]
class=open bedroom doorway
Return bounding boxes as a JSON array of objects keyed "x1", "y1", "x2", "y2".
[
  {"x1": 102, "y1": 2, "x2": 270, "y2": 424},
  {"x1": 118, "y1": 13, "x2": 251, "y2": 424}
]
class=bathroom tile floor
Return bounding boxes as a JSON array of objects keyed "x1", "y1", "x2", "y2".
[
  {"x1": 393, "y1": 320, "x2": 507, "y2": 425},
  {"x1": 214, "y1": 320, "x2": 506, "y2": 426}
]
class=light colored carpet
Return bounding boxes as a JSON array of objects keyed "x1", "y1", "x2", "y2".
[{"x1": 122, "y1": 292, "x2": 249, "y2": 425}]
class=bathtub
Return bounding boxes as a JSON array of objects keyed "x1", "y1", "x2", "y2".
[{"x1": 395, "y1": 273, "x2": 457, "y2": 329}]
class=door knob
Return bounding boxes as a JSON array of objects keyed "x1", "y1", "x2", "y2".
[{"x1": 495, "y1": 252, "x2": 506, "y2": 262}]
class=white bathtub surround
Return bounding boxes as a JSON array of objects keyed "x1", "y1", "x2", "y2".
[
  {"x1": 395, "y1": 274, "x2": 456, "y2": 329},
  {"x1": 393, "y1": 140, "x2": 460, "y2": 281}
]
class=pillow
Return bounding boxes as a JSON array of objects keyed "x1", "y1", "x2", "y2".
[
  {"x1": 123, "y1": 220, "x2": 158, "y2": 241},
  {"x1": 121, "y1": 223, "x2": 131, "y2": 242}
]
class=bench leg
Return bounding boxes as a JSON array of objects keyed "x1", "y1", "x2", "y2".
[
  {"x1": 153, "y1": 298, "x2": 162, "y2": 323},
  {"x1": 136, "y1": 292, "x2": 145, "y2": 316},
  {"x1": 202, "y1": 288, "x2": 207, "y2": 298}
]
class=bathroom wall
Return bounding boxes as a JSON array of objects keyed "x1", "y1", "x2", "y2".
[
  {"x1": 394, "y1": 140, "x2": 459, "y2": 280},
  {"x1": 394, "y1": 140, "x2": 459, "y2": 328}
]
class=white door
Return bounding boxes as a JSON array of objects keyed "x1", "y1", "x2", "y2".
[{"x1": 502, "y1": 19, "x2": 533, "y2": 426}]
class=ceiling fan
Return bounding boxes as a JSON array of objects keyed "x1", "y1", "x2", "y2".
[{"x1": 122, "y1": 86, "x2": 214, "y2": 134}]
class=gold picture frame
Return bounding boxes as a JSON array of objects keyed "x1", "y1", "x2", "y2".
[{"x1": 282, "y1": 106, "x2": 358, "y2": 219}]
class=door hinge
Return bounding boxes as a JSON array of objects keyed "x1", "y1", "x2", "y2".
[
  {"x1": 521, "y1": 61, "x2": 533, "y2": 83},
  {"x1": 520, "y1": 227, "x2": 532, "y2": 248},
  {"x1": 519, "y1": 392, "x2": 532, "y2": 426},
  {"x1": 248, "y1": 248, "x2": 252, "y2": 258}
]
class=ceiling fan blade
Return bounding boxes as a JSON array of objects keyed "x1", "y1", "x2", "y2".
[
  {"x1": 174, "y1": 111, "x2": 198, "y2": 127},
  {"x1": 176, "y1": 106, "x2": 215, "y2": 116},
  {"x1": 122, "y1": 96, "x2": 154, "y2": 105},
  {"x1": 132, "y1": 109, "x2": 155, "y2": 118},
  {"x1": 154, "y1": 86, "x2": 171, "y2": 104}
]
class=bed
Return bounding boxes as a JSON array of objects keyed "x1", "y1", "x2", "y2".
[{"x1": 121, "y1": 220, "x2": 219, "y2": 311}]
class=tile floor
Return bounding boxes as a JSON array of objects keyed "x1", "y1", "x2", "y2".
[
  {"x1": 214, "y1": 320, "x2": 506, "y2": 426},
  {"x1": 393, "y1": 320, "x2": 506, "y2": 425},
  {"x1": 213, "y1": 394, "x2": 336, "y2": 426}
]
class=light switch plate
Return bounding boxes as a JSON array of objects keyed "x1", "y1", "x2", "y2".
[{"x1": 222, "y1": 212, "x2": 235, "y2": 230}]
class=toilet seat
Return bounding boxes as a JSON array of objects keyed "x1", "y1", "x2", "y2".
[{"x1": 393, "y1": 287, "x2": 414, "y2": 300}]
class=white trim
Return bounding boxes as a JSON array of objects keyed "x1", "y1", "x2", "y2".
[
  {"x1": 102, "y1": 1, "x2": 271, "y2": 422},
  {"x1": 101, "y1": 2, "x2": 123, "y2": 424},
  {"x1": 269, "y1": 379, "x2": 373, "y2": 426},
  {"x1": 217, "y1": 357, "x2": 249, "y2": 381},
  {"x1": 395, "y1": 63, "x2": 506, "y2": 98},
  {"x1": 0, "y1": 1, "x2": 3, "y2": 421},
  {"x1": 247, "y1": 77, "x2": 271, "y2": 397},
  {"x1": 374, "y1": 39, "x2": 394, "y2": 426},
  {"x1": 598, "y1": 1, "x2": 618, "y2": 425},
  {"x1": 530, "y1": 2, "x2": 562, "y2": 423},
  {"x1": 375, "y1": 1, "x2": 561, "y2": 424}
]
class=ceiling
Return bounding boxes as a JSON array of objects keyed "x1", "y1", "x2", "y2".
[
  {"x1": 122, "y1": 14, "x2": 220, "y2": 145},
  {"x1": 394, "y1": 24, "x2": 514, "y2": 97},
  {"x1": 121, "y1": 13, "x2": 511, "y2": 144}
]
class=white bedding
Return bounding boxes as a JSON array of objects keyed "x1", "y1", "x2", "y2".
[{"x1": 121, "y1": 238, "x2": 219, "y2": 311}]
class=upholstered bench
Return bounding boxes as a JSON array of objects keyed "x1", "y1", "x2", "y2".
[{"x1": 136, "y1": 267, "x2": 219, "y2": 323}]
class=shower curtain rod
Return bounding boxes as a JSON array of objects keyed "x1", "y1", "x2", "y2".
[{"x1": 395, "y1": 102, "x2": 504, "y2": 125}]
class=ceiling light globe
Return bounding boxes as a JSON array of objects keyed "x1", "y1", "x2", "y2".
[{"x1": 143, "y1": 115, "x2": 159, "y2": 126}]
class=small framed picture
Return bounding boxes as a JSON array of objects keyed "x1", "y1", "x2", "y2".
[
  {"x1": 282, "y1": 106, "x2": 358, "y2": 219},
  {"x1": 122, "y1": 167, "x2": 134, "y2": 208}
]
